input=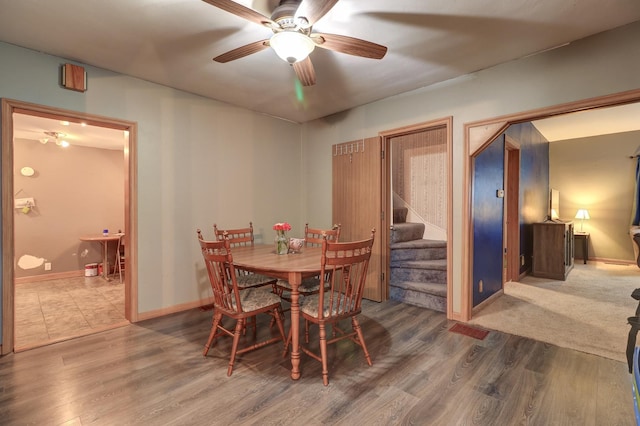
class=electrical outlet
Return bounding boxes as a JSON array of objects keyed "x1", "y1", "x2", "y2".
[
  {"x1": 44, "y1": 262, "x2": 51, "y2": 271},
  {"x1": 520, "y1": 255, "x2": 525, "y2": 266}
]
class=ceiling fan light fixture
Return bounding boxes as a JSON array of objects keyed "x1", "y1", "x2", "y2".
[{"x1": 270, "y1": 31, "x2": 315, "y2": 64}]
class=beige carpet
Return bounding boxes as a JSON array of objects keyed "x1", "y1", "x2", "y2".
[{"x1": 469, "y1": 262, "x2": 640, "y2": 363}]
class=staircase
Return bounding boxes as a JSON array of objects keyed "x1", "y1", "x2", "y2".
[{"x1": 389, "y1": 207, "x2": 447, "y2": 312}]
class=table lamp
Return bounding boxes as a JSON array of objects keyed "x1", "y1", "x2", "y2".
[{"x1": 575, "y1": 209, "x2": 590, "y2": 232}]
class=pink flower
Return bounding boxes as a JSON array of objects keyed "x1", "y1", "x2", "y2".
[{"x1": 273, "y1": 222, "x2": 292, "y2": 232}]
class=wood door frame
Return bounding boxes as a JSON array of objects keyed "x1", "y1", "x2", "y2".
[
  {"x1": 504, "y1": 137, "x2": 520, "y2": 283},
  {"x1": 462, "y1": 88, "x2": 640, "y2": 321},
  {"x1": 380, "y1": 117, "x2": 453, "y2": 318},
  {"x1": 1, "y1": 98, "x2": 138, "y2": 354}
]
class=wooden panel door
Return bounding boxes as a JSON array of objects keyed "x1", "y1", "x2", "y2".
[{"x1": 332, "y1": 137, "x2": 385, "y2": 301}]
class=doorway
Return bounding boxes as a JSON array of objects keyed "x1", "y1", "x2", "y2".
[
  {"x1": 1, "y1": 99, "x2": 138, "y2": 354},
  {"x1": 380, "y1": 117, "x2": 453, "y2": 317},
  {"x1": 463, "y1": 88, "x2": 640, "y2": 321}
]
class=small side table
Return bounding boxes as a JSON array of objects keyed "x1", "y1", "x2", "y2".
[{"x1": 574, "y1": 232, "x2": 590, "y2": 264}]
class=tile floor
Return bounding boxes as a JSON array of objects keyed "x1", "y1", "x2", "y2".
[{"x1": 14, "y1": 276, "x2": 127, "y2": 350}]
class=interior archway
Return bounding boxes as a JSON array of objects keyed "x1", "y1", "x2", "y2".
[{"x1": 462, "y1": 88, "x2": 640, "y2": 321}]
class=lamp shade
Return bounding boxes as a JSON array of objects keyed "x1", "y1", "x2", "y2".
[
  {"x1": 270, "y1": 31, "x2": 315, "y2": 64},
  {"x1": 575, "y1": 209, "x2": 590, "y2": 220}
]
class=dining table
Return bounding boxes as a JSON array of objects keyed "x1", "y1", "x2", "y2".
[
  {"x1": 79, "y1": 234, "x2": 123, "y2": 280},
  {"x1": 230, "y1": 244, "x2": 323, "y2": 380}
]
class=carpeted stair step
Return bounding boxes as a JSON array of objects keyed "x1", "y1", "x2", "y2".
[
  {"x1": 391, "y1": 222, "x2": 425, "y2": 243},
  {"x1": 390, "y1": 259, "x2": 447, "y2": 283},
  {"x1": 389, "y1": 281, "x2": 447, "y2": 312},
  {"x1": 393, "y1": 207, "x2": 408, "y2": 223},
  {"x1": 390, "y1": 239, "x2": 446, "y2": 262}
]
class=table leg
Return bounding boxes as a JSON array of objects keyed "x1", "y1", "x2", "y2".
[
  {"x1": 288, "y1": 271, "x2": 301, "y2": 380},
  {"x1": 583, "y1": 237, "x2": 588, "y2": 264},
  {"x1": 102, "y1": 241, "x2": 111, "y2": 281}
]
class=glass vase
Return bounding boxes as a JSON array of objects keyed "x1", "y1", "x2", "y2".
[{"x1": 275, "y1": 231, "x2": 289, "y2": 255}]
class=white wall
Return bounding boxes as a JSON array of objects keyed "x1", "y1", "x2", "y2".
[
  {"x1": 0, "y1": 42, "x2": 302, "y2": 314},
  {"x1": 301, "y1": 21, "x2": 640, "y2": 314}
]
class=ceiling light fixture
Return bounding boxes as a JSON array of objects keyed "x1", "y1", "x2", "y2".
[
  {"x1": 44, "y1": 131, "x2": 66, "y2": 139},
  {"x1": 42, "y1": 131, "x2": 70, "y2": 148},
  {"x1": 269, "y1": 31, "x2": 315, "y2": 64}
]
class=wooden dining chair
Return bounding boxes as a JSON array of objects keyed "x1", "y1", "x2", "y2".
[
  {"x1": 211, "y1": 223, "x2": 277, "y2": 290},
  {"x1": 291, "y1": 229, "x2": 375, "y2": 386},
  {"x1": 273, "y1": 223, "x2": 341, "y2": 299},
  {"x1": 198, "y1": 234, "x2": 286, "y2": 376},
  {"x1": 304, "y1": 223, "x2": 341, "y2": 248}
]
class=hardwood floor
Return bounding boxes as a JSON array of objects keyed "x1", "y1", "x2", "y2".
[{"x1": 0, "y1": 299, "x2": 635, "y2": 425}]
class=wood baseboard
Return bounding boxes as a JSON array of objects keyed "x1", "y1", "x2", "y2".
[
  {"x1": 136, "y1": 296, "x2": 215, "y2": 322},
  {"x1": 13, "y1": 321, "x2": 130, "y2": 353},
  {"x1": 15, "y1": 270, "x2": 85, "y2": 284},
  {"x1": 592, "y1": 257, "x2": 634, "y2": 265},
  {"x1": 472, "y1": 289, "x2": 504, "y2": 315}
]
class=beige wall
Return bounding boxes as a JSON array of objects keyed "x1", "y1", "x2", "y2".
[
  {"x1": 13, "y1": 139, "x2": 124, "y2": 278},
  {"x1": 550, "y1": 130, "x2": 639, "y2": 262}
]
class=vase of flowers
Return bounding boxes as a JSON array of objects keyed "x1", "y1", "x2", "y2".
[{"x1": 273, "y1": 222, "x2": 292, "y2": 255}]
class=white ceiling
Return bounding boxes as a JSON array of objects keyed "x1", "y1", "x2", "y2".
[
  {"x1": 12, "y1": 114, "x2": 126, "y2": 151},
  {"x1": 1, "y1": 0, "x2": 640, "y2": 124},
  {"x1": 532, "y1": 103, "x2": 640, "y2": 142}
]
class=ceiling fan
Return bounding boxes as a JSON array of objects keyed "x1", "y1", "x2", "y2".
[
  {"x1": 41, "y1": 131, "x2": 70, "y2": 147},
  {"x1": 203, "y1": 0, "x2": 387, "y2": 86}
]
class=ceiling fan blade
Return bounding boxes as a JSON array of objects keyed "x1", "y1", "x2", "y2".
[
  {"x1": 213, "y1": 40, "x2": 270, "y2": 63},
  {"x1": 295, "y1": 0, "x2": 339, "y2": 27},
  {"x1": 292, "y1": 57, "x2": 316, "y2": 86},
  {"x1": 202, "y1": 0, "x2": 276, "y2": 27},
  {"x1": 312, "y1": 33, "x2": 387, "y2": 59}
]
